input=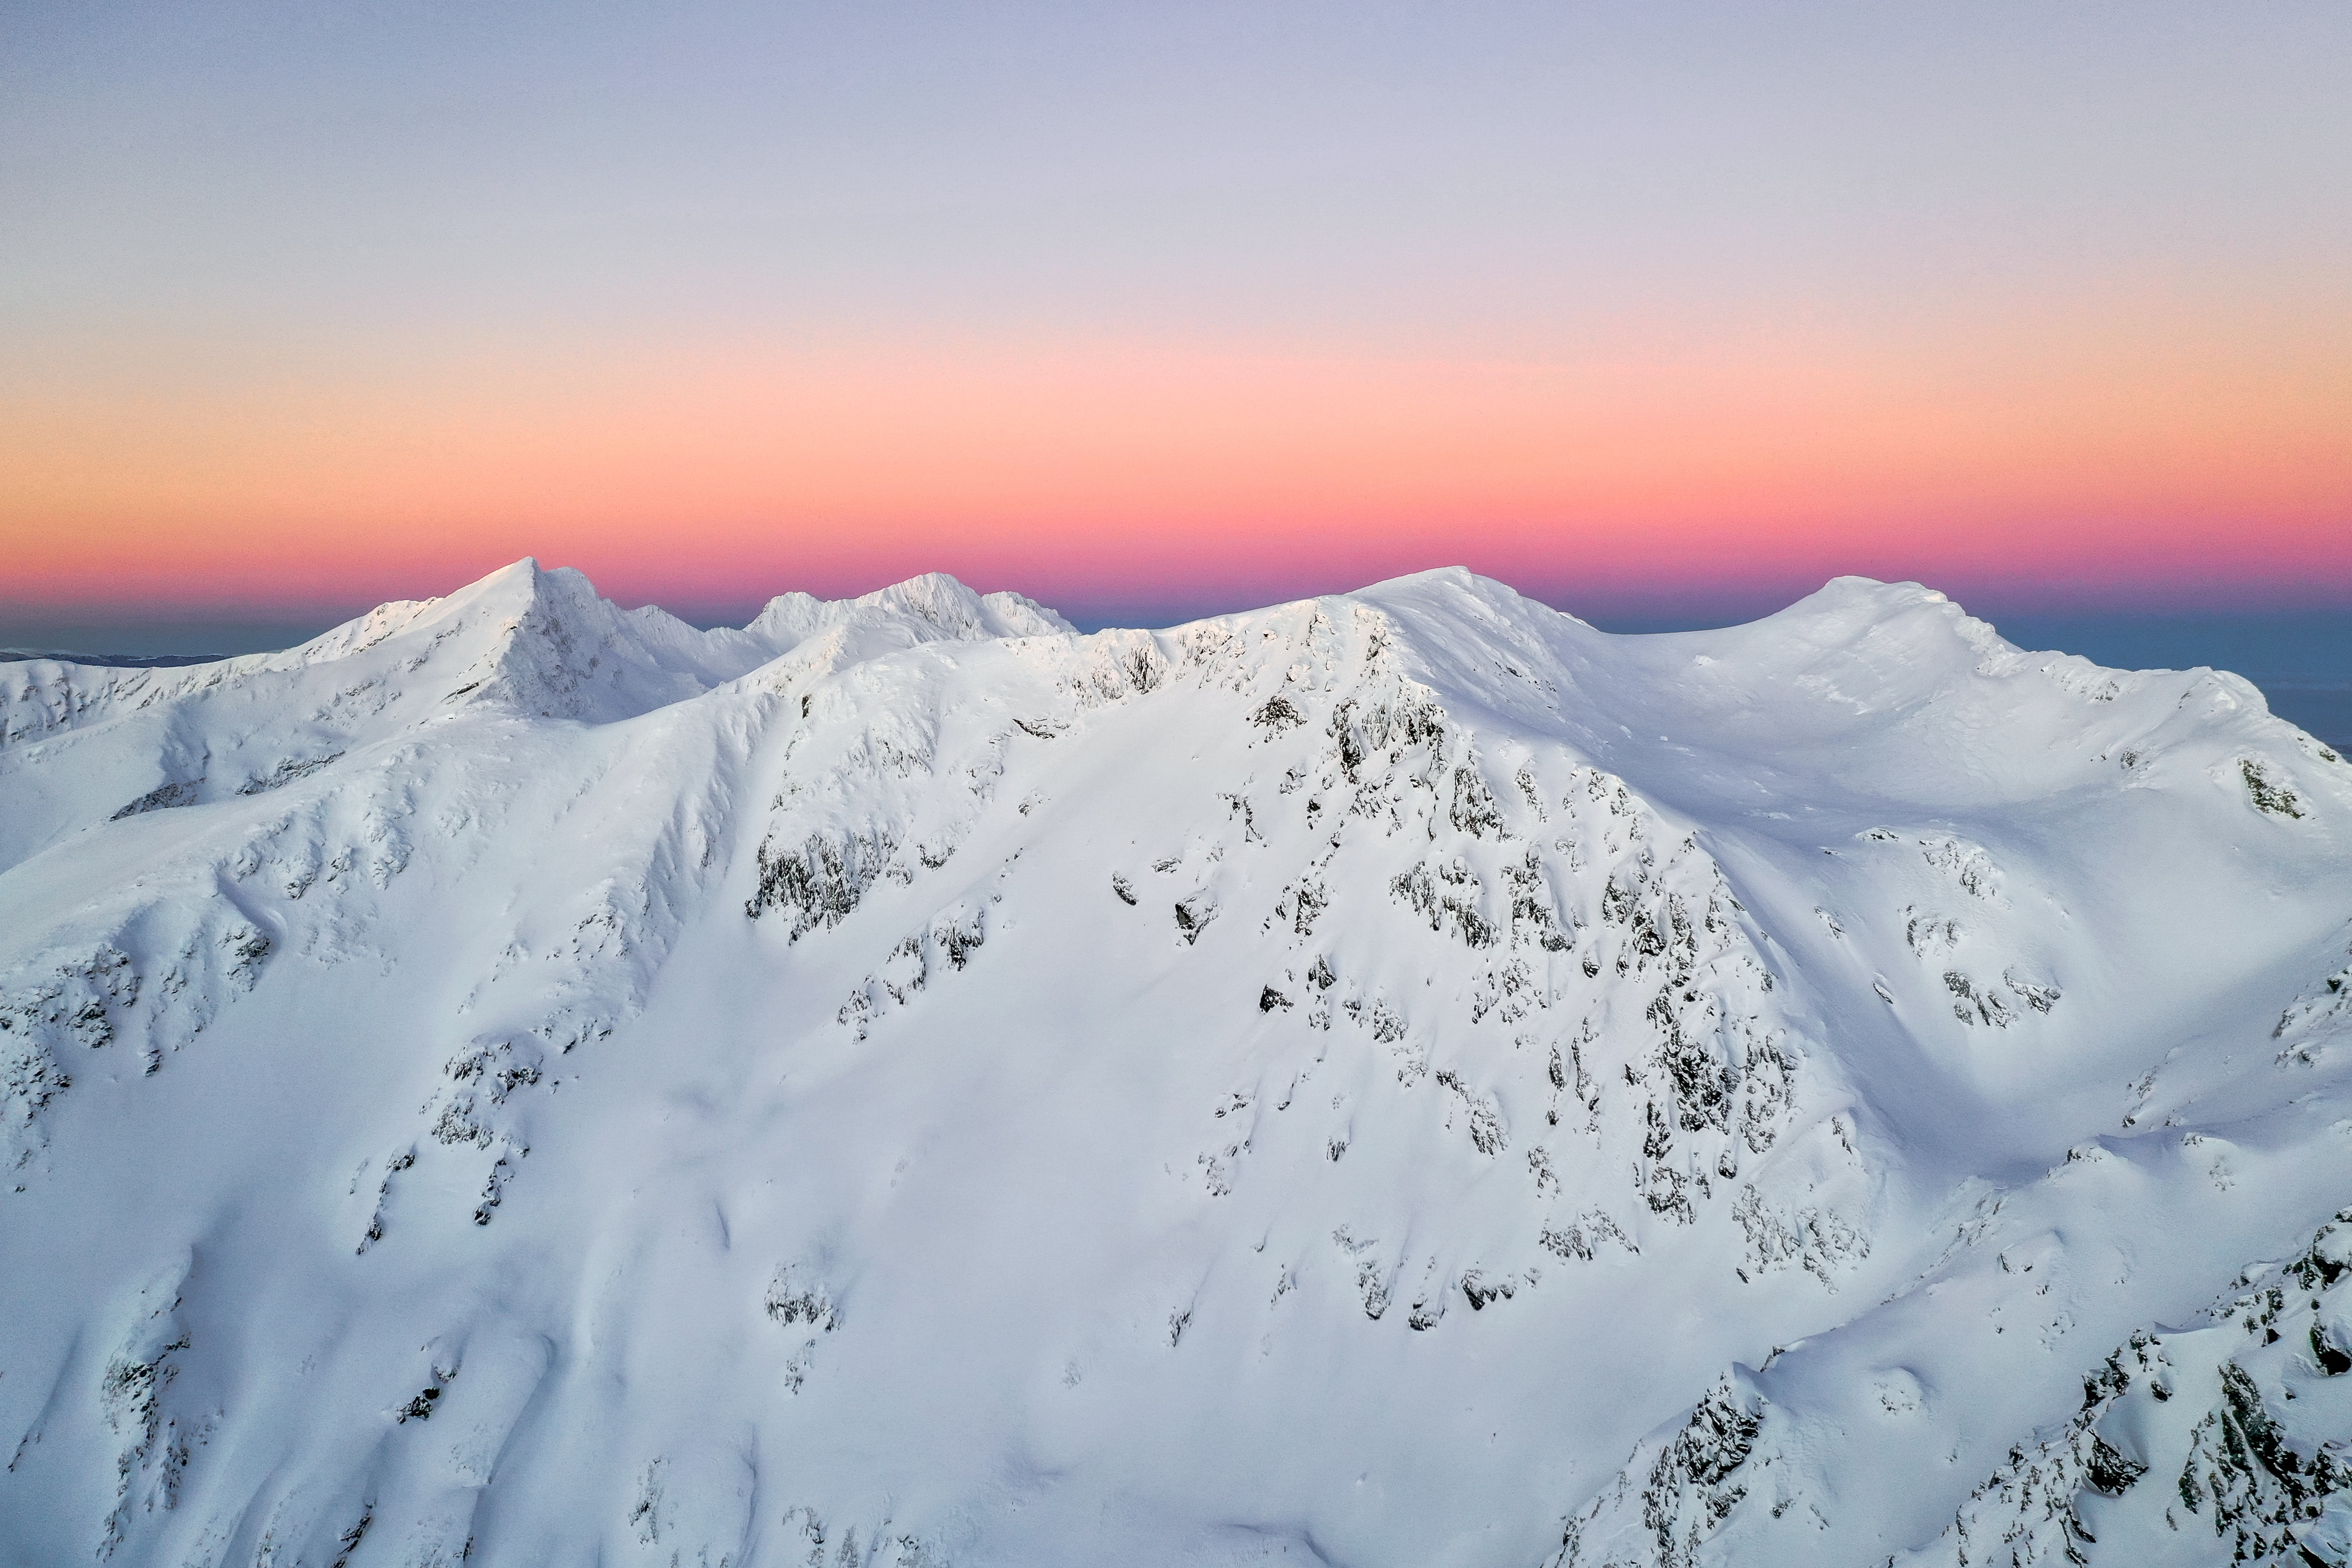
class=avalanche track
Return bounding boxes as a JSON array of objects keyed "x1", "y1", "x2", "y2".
[{"x1": 2, "y1": 561, "x2": 2349, "y2": 1568}]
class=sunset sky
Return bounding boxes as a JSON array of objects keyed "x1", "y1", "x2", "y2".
[{"x1": 4, "y1": 1, "x2": 2348, "y2": 646}]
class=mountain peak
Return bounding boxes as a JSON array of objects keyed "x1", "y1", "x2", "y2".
[
  {"x1": 5, "y1": 565, "x2": 2349, "y2": 1566},
  {"x1": 747, "y1": 569, "x2": 1074, "y2": 654}
]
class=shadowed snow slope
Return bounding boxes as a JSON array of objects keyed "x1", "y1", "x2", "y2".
[{"x1": 2, "y1": 564, "x2": 2349, "y2": 1568}]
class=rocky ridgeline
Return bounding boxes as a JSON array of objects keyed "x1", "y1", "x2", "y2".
[{"x1": 1, "y1": 564, "x2": 2348, "y2": 1567}]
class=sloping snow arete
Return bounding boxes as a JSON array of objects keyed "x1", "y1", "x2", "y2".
[{"x1": 3, "y1": 562, "x2": 2350, "y2": 1567}]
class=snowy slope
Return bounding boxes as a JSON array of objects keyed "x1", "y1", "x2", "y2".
[{"x1": 1, "y1": 563, "x2": 2348, "y2": 1568}]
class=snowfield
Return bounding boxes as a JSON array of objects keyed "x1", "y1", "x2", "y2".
[{"x1": 2, "y1": 561, "x2": 2349, "y2": 1568}]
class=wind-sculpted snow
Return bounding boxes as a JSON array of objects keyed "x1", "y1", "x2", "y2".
[{"x1": 2, "y1": 565, "x2": 2349, "y2": 1567}]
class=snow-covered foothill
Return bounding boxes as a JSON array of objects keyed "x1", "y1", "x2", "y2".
[{"x1": 1, "y1": 562, "x2": 2347, "y2": 1568}]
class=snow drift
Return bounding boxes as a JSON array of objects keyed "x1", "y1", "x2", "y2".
[{"x1": 2, "y1": 561, "x2": 2349, "y2": 1568}]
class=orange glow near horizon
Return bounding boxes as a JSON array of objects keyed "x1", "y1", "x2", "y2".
[
  {"x1": 6, "y1": 289, "x2": 2348, "y2": 620},
  {"x1": 9, "y1": 4, "x2": 2351, "y2": 636}
]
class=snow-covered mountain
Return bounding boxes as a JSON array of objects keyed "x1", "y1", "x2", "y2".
[{"x1": 2, "y1": 560, "x2": 2348, "y2": 1568}]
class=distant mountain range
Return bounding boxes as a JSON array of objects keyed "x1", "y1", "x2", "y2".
[
  {"x1": 3, "y1": 562, "x2": 2348, "y2": 1567},
  {"x1": 0, "y1": 649, "x2": 227, "y2": 669}
]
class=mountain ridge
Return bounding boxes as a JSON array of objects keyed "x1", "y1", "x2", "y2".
[{"x1": 1, "y1": 562, "x2": 2348, "y2": 1568}]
